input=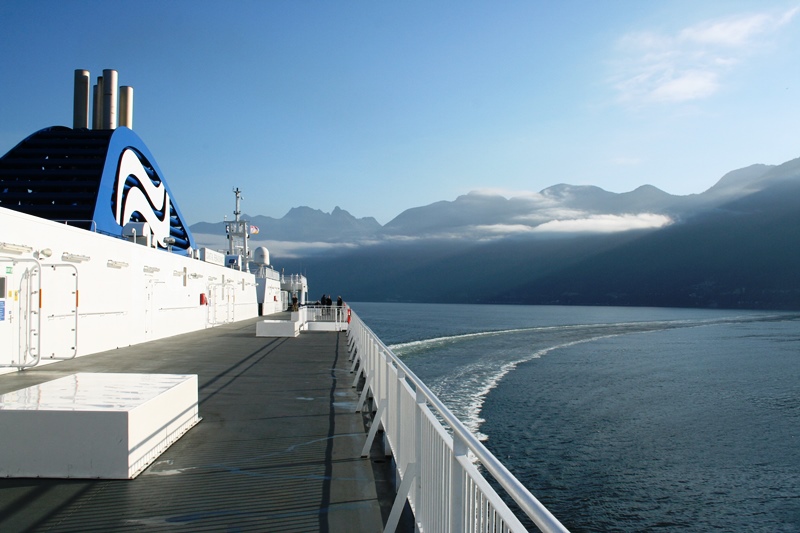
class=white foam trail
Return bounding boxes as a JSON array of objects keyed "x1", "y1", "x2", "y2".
[
  {"x1": 388, "y1": 314, "x2": 784, "y2": 355},
  {"x1": 465, "y1": 333, "x2": 621, "y2": 440},
  {"x1": 389, "y1": 327, "x2": 543, "y2": 352},
  {"x1": 390, "y1": 320, "x2": 699, "y2": 353},
  {"x1": 392, "y1": 313, "x2": 794, "y2": 442}
]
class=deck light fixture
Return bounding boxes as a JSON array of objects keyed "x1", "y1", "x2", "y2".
[
  {"x1": 61, "y1": 252, "x2": 90, "y2": 263},
  {"x1": 0, "y1": 242, "x2": 33, "y2": 255}
]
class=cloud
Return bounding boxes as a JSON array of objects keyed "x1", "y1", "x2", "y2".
[
  {"x1": 191, "y1": 233, "x2": 228, "y2": 251},
  {"x1": 649, "y1": 70, "x2": 719, "y2": 102},
  {"x1": 612, "y1": 7, "x2": 799, "y2": 105},
  {"x1": 513, "y1": 207, "x2": 588, "y2": 224},
  {"x1": 471, "y1": 224, "x2": 538, "y2": 235},
  {"x1": 261, "y1": 240, "x2": 359, "y2": 259},
  {"x1": 679, "y1": 8, "x2": 798, "y2": 46},
  {"x1": 194, "y1": 211, "x2": 674, "y2": 254},
  {"x1": 396, "y1": 212, "x2": 672, "y2": 241},
  {"x1": 192, "y1": 233, "x2": 359, "y2": 259},
  {"x1": 532, "y1": 213, "x2": 672, "y2": 234}
]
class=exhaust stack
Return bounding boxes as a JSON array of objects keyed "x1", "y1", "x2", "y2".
[
  {"x1": 77, "y1": 69, "x2": 133, "y2": 130},
  {"x1": 119, "y1": 86, "x2": 133, "y2": 129},
  {"x1": 101, "y1": 69, "x2": 118, "y2": 130},
  {"x1": 72, "y1": 70, "x2": 90, "y2": 129},
  {"x1": 93, "y1": 76, "x2": 103, "y2": 129}
]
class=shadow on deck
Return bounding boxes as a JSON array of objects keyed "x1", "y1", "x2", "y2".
[{"x1": 0, "y1": 317, "x2": 408, "y2": 532}]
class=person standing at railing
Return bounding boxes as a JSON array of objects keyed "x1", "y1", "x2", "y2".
[{"x1": 336, "y1": 296, "x2": 343, "y2": 321}]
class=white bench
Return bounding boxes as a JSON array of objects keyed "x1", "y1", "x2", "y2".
[
  {"x1": 256, "y1": 319, "x2": 302, "y2": 337},
  {"x1": 0, "y1": 373, "x2": 200, "y2": 479}
]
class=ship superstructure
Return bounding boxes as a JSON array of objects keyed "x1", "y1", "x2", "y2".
[{"x1": 0, "y1": 69, "x2": 289, "y2": 374}]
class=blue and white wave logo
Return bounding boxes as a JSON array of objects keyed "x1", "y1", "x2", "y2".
[{"x1": 114, "y1": 148, "x2": 173, "y2": 247}]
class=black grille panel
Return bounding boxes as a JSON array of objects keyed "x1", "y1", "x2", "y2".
[{"x1": 0, "y1": 127, "x2": 112, "y2": 228}]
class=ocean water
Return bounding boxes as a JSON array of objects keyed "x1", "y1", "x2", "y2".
[{"x1": 352, "y1": 302, "x2": 800, "y2": 532}]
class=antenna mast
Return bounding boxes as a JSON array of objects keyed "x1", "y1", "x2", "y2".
[
  {"x1": 226, "y1": 187, "x2": 249, "y2": 268},
  {"x1": 233, "y1": 187, "x2": 242, "y2": 223}
]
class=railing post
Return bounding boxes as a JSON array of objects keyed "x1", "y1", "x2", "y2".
[
  {"x1": 385, "y1": 348, "x2": 392, "y2": 457},
  {"x1": 414, "y1": 386, "x2": 425, "y2": 528},
  {"x1": 397, "y1": 367, "x2": 404, "y2": 463},
  {"x1": 450, "y1": 433, "x2": 467, "y2": 533}
]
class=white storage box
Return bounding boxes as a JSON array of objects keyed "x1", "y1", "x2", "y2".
[{"x1": 0, "y1": 373, "x2": 200, "y2": 479}]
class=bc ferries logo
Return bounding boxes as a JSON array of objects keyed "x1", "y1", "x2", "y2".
[{"x1": 114, "y1": 148, "x2": 173, "y2": 248}]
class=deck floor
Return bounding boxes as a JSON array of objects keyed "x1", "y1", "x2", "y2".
[{"x1": 0, "y1": 317, "x2": 393, "y2": 532}]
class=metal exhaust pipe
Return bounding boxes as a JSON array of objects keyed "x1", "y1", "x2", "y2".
[
  {"x1": 93, "y1": 76, "x2": 103, "y2": 129},
  {"x1": 102, "y1": 69, "x2": 118, "y2": 129},
  {"x1": 119, "y1": 86, "x2": 133, "y2": 129},
  {"x1": 73, "y1": 69, "x2": 90, "y2": 129}
]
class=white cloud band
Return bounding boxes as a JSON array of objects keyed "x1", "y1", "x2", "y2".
[
  {"x1": 612, "y1": 7, "x2": 799, "y2": 104},
  {"x1": 532, "y1": 213, "x2": 673, "y2": 233}
]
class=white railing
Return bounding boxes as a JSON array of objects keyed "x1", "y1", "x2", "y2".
[
  {"x1": 348, "y1": 308, "x2": 569, "y2": 533},
  {"x1": 262, "y1": 268, "x2": 281, "y2": 281},
  {"x1": 280, "y1": 272, "x2": 307, "y2": 289},
  {"x1": 54, "y1": 219, "x2": 98, "y2": 232},
  {"x1": 305, "y1": 304, "x2": 347, "y2": 323}
]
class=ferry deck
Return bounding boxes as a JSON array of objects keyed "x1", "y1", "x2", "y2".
[{"x1": 0, "y1": 316, "x2": 400, "y2": 532}]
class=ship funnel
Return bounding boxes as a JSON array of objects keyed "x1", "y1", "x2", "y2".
[
  {"x1": 83, "y1": 69, "x2": 133, "y2": 130},
  {"x1": 93, "y1": 76, "x2": 103, "y2": 129},
  {"x1": 119, "y1": 86, "x2": 133, "y2": 129},
  {"x1": 102, "y1": 69, "x2": 118, "y2": 129},
  {"x1": 73, "y1": 70, "x2": 90, "y2": 129}
]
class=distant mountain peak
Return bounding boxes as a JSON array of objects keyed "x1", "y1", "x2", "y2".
[
  {"x1": 541, "y1": 183, "x2": 611, "y2": 198},
  {"x1": 622, "y1": 184, "x2": 672, "y2": 200},
  {"x1": 702, "y1": 164, "x2": 773, "y2": 198},
  {"x1": 191, "y1": 155, "x2": 800, "y2": 251},
  {"x1": 632, "y1": 184, "x2": 666, "y2": 193},
  {"x1": 285, "y1": 205, "x2": 323, "y2": 217},
  {"x1": 331, "y1": 206, "x2": 354, "y2": 219}
]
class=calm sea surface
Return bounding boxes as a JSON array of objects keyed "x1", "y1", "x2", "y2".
[{"x1": 351, "y1": 302, "x2": 800, "y2": 532}]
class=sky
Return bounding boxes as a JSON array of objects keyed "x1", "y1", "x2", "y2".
[{"x1": 1, "y1": 1, "x2": 799, "y2": 226}]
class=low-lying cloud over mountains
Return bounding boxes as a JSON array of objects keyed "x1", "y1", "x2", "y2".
[{"x1": 192, "y1": 156, "x2": 800, "y2": 309}]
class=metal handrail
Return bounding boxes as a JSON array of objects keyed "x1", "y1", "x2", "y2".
[
  {"x1": 349, "y1": 308, "x2": 569, "y2": 533},
  {"x1": 43, "y1": 263, "x2": 79, "y2": 360},
  {"x1": 0, "y1": 257, "x2": 42, "y2": 369},
  {"x1": 53, "y1": 219, "x2": 98, "y2": 232}
]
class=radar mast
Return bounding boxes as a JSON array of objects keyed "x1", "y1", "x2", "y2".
[{"x1": 225, "y1": 187, "x2": 249, "y2": 268}]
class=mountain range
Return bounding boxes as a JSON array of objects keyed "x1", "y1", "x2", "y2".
[{"x1": 191, "y1": 157, "x2": 800, "y2": 310}]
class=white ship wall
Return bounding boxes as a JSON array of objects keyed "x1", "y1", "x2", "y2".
[{"x1": 0, "y1": 207, "x2": 280, "y2": 375}]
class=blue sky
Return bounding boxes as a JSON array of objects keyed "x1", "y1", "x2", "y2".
[{"x1": 1, "y1": 1, "x2": 799, "y2": 225}]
